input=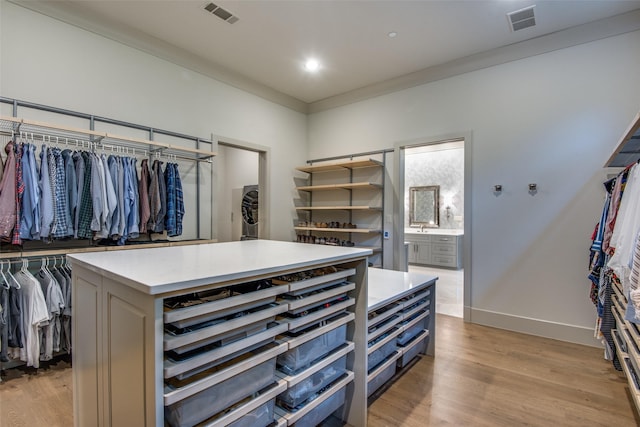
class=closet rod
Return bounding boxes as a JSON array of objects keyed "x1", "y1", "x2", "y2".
[
  {"x1": 307, "y1": 148, "x2": 393, "y2": 164},
  {"x1": 0, "y1": 97, "x2": 213, "y2": 146},
  {"x1": 0, "y1": 116, "x2": 214, "y2": 163}
]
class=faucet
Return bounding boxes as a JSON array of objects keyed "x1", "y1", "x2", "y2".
[{"x1": 420, "y1": 224, "x2": 425, "y2": 232}]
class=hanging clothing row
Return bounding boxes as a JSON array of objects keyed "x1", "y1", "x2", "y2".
[
  {"x1": 0, "y1": 139, "x2": 184, "y2": 246},
  {"x1": 0, "y1": 257, "x2": 72, "y2": 369},
  {"x1": 588, "y1": 161, "x2": 640, "y2": 370}
]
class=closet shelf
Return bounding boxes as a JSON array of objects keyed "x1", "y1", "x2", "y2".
[
  {"x1": 0, "y1": 239, "x2": 218, "y2": 260},
  {"x1": 296, "y1": 158, "x2": 382, "y2": 173},
  {"x1": 0, "y1": 116, "x2": 216, "y2": 163},
  {"x1": 296, "y1": 182, "x2": 383, "y2": 191},
  {"x1": 606, "y1": 111, "x2": 640, "y2": 167},
  {"x1": 294, "y1": 226, "x2": 381, "y2": 234},
  {"x1": 295, "y1": 206, "x2": 382, "y2": 211}
]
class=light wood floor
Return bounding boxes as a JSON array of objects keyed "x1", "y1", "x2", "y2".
[{"x1": 1, "y1": 315, "x2": 637, "y2": 427}]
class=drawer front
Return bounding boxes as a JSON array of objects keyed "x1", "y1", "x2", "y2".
[
  {"x1": 405, "y1": 234, "x2": 431, "y2": 243},
  {"x1": 432, "y1": 243, "x2": 456, "y2": 255},
  {"x1": 432, "y1": 235, "x2": 456, "y2": 243},
  {"x1": 430, "y1": 254, "x2": 457, "y2": 267}
]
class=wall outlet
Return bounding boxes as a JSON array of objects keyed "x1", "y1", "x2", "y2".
[{"x1": 383, "y1": 231, "x2": 390, "y2": 239}]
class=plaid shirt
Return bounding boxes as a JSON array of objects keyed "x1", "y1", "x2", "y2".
[
  {"x1": 52, "y1": 148, "x2": 70, "y2": 238},
  {"x1": 12, "y1": 143, "x2": 24, "y2": 245},
  {"x1": 175, "y1": 163, "x2": 184, "y2": 237},
  {"x1": 165, "y1": 162, "x2": 176, "y2": 236},
  {"x1": 77, "y1": 152, "x2": 94, "y2": 239}
]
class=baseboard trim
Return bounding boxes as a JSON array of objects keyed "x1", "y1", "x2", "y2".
[{"x1": 468, "y1": 307, "x2": 602, "y2": 348}]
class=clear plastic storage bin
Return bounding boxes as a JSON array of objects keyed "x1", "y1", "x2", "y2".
[
  {"x1": 277, "y1": 356, "x2": 347, "y2": 410},
  {"x1": 367, "y1": 357, "x2": 397, "y2": 397},
  {"x1": 291, "y1": 387, "x2": 346, "y2": 427},
  {"x1": 368, "y1": 338, "x2": 397, "y2": 370},
  {"x1": 227, "y1": 399, "x2": 275, "y2": 427},
  {"x1": 277, "y1": 324, "x2": 347, "y2": 375},
  {"x1": 397, "y1": 318, "x2": 426, "y2": 346},
  {"x1": 164, "y1": 359, "x2": 276, "y2": 427}
]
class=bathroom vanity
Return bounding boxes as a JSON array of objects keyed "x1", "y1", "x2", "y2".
[{"x1": 405, "y1": 229, "x2": 463, "y2": 269}]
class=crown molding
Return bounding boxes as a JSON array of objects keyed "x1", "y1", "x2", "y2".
[
  {"x1": 8, "y1": 0, "x2": 309, "y2": 114},
  {"x1": 308, "y1": 9, "x2": 640, "y2": 113},
  {"x1": 9, "y1": 2, "x2": 640, "y2": 115}
]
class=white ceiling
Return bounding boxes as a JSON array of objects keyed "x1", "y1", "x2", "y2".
[{"x1": 11, "y1": 0, "x2": 640, "y2": 112}]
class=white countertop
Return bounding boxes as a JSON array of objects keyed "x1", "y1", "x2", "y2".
[
  {"x1": 368, "y1": 267, "x2": 437, "y2": 311},
  {"x1": 68, "y1": 240, "x2": 372, "y2": 295},
  {"x1": 404, "y1": 228, "x2": 463, "y2": 236}
]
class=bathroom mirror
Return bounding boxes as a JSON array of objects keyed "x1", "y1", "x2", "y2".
[{"x1": 409, "y1": 185, "x2": 439, "y2": 227}]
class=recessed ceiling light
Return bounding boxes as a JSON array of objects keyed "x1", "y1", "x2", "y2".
[
  {"x1": 388, "y1": 31, "x2": 398, "y2": 38},
  {"x1": 304, "y1": 58, "x2": 320, "y2": 72}
]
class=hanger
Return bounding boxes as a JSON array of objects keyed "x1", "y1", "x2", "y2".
[
  {"x1": 5, "y1": 260, "x2": 21, "y2": 289},
  {"x1": 0, "y1": 261, "x2": 10, "y2": 290}
]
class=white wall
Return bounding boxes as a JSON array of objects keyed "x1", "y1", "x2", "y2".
[
  {"x1": 308, "y1": 30, "x2": 640, "y2": 345},
  {"x1": 0, "y1": 1, "x2": 307, "y2": 242}
]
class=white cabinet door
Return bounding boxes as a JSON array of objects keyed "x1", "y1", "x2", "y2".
[{"x1": 416, "y1": 243, "x2": 431, "y2": 264}]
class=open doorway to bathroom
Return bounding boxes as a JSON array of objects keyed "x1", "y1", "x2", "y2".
[
  {"x1": 402, "y1": 139, "x2": 465, "y2": 318},
  {"x1": 216, "y1": 141, "x2": 267, "y2": 242}
]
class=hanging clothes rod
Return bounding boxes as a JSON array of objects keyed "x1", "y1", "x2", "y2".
[{"x1": 0, "y1": 116, "x2": 215, "y2": 163}]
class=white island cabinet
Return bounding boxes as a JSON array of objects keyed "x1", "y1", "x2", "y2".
[{"x1": 69, "y1": 240, "x2": 371, "y2": 427}]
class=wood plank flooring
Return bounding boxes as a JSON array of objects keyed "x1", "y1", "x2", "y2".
[
  {"x1": 368, "y1": 315, "x2": 639, "y2": 427},
  {"x1": 0, "y1": 315, "x2": 637, "y2": 426}
]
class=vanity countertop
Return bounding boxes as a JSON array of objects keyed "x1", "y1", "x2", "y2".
[{"x1": 405, "y1": 228, "x2": 464, "y2": 236}]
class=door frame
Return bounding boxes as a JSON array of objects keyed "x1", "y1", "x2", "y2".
[
  {"x1": 394, "y1": 132, "x2": 472, "y2": 321},
  {"x1": 215, "y1": 137, "x2": 270, "y2": 240}
]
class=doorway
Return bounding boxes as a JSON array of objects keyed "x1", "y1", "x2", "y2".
[
  {"x1": 395, "y1": 135, "x2": 471, "y2": 321},
  {"x1": 216, "y1": 141, "x2": 268, "y2": 242}
]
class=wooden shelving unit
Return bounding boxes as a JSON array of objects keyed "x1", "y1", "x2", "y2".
[{"x1": 295, "y1": 157, "x2": 385, "y2": 267}]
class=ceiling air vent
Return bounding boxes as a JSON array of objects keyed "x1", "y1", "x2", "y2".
[
  {"x1": 203, "y1": 2, "x2": 239, "y2": 24},
  {"x1": 507, "y1": 5, "x2": 536, "y2": 32}
]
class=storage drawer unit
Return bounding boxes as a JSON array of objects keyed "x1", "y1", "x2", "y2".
[
  {"x1": 366, "y1": 268, "x2": 436, "y2": 400},
  {"x1": 70, "y1": 241, "x2": 370, "y2": 427},
  {"x1": 274, "y1": 265, "x2": 357, "y2": 426}
]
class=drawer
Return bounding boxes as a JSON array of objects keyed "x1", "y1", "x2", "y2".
[
  {"x1": 280, "y1": 297, "x2": 355, "y2": 332},
  {"x1": 164, "y1": 282, "x2": 285, "y2": 328},
  {"x1": 432, "y1": 235, "x2": 456, "y2": 243},
  {"x1": 273, "y1": 268, "x2": 356, "y2": 294},
  {"x1": 401, "y1": 299, "x2": 429, "y2": 320},
  {"x1": 405, "y1": 234, "x2": 431, "y2": 242},
  {"x1": 368, "y1": 327, "x2": 401, "y2": 355},
  {"x1": 280, "y1": 282, "x2": 355, "y2": 313},
  {"x1": 164, "y1": 358, "x2": 277, "y2": 427},
  {"x1": 400, "y1": 309, "x2": 430, "y2": 334},
  {"x1": 399, "y1": 288, "x2": 430, "y2": 309},
  {"x1": 369, "y1": 302, "x2": 403, "y2": 328},
  {"x1": 367, "y1": 351, "x2": 401, "y2": 397},
  {"x1": 164, "y1": 303, "x2": 288, "y2": 352},
  {"x1": 164, "y1": 341, "x2": 287, "y2": 405},
  {"x1": 397, "y1": 318, "x2": 427, "y2": 346},
  {"x1": 277, "y1": 324, "x2": 347, "y2": 375},
  {"x1": 204, "y1": 380, "x2": 285, "y2": 427},
  {"x1": 430, "y1": 254, "x2": 457, "y2": 267},
  {"x1": 226, "y1": 398, "x2": 276, "y2": 427},
  {"x1": 164, "y1": 322, "x2": 288, "y2": 379},
  {"x1": 368, "y1": 314, "x2": 401, "y2": 342},
  {"x1": 398, "y1": 329, "x2": 429, "y2": 368},
  {"x1": 368, "y1": 337, "x2": 398, "y2": 370},
  {"x1": 275, "y1": 373, "x2": 353, "y2": 426},
  {"x1": 432, "y1": 242, "x2": 456, "y2": 255},
  {"x1": 277, "y1": 352, "x2": 348, "y2": 410}
]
